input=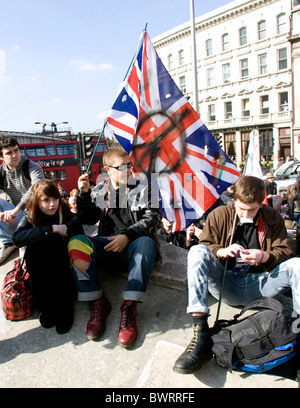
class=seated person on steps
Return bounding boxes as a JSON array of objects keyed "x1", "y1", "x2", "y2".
[
  {"x1": 68, "y1": 146, "x2": 161, "y2": 348},
  {"x1": 173, "y1": 175, "x2": 300, "y2": 374}
]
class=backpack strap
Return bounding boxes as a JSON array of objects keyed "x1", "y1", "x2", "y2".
[
  {"x1": 234, "y1": 296, "x2": 284, "y2": 320},
  {"x1": 22, "y1": 159, "x2": 31, "y2": 181},
  {"x1": 0, "y1": 163, "x2": 5, "y2": 190}
]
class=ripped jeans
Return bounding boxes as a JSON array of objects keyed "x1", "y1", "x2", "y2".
[
  {"x1": 187, "y1": 244, "x2": 300, "y2": 315},
  {"x1": 68, "y1": 235, "x2": 157, "y2": 303}
]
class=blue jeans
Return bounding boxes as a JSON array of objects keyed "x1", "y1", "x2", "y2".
[
  {"x1": 187, "y1": 244, "x2": 300, "y2": 315},
  {"x1": 72, "y1": 235, "x2": 157, "y2": 302},
  {"x1": 294, "y1": 212, "x2": 300, "y2": 223},
  {"x1": 0, "y1": 198, "x2": 23, "y2": 246}
]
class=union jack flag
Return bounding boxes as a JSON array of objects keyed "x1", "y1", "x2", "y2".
[{"x1": 106, "y1": 30, "x2": 240, "y2": 231}]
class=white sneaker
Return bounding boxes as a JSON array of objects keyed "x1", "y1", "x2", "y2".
[{"x1": 0, "y1": 243, "x2": 16, "y2": 264}]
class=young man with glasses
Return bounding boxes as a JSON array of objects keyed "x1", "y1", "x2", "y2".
[
  {"x1": 173, "y1": 175, "x2": 300, "y2": 374},
  {"x1": 68, "y1": 146, "x2": 161, "y2": 348}
]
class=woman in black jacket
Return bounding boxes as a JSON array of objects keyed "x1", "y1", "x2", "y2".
[{"x1": 12, "y1": 179, "x2": 83, "y2": 334}]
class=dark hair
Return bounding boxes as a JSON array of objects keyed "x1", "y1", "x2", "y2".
[
  {"x1": 0, "y1": 136, "x2": 20, "y2": 156},
  {"x1": 233, "y1": 175, "x2": 265, "y2": 204},
  {"x1": 26, "y1": 179, "x2": 72, "y2": 226}
]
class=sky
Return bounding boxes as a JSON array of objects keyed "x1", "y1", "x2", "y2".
[{"x1": 0, "y1": 0, "x2": 230, "y2": 135}]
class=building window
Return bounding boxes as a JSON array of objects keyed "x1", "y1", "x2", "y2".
[
  {"x1": 277, "y1": 13, "x2": 286, "y2": 34},
  {"x1": 278, "y1": 48, "x2": 287, "y2": 70},
  {"x1": 224, "y1": 133, "x2": 236, "y2": 162},
  {"x1": 259, "y1": 53, "x2": 268, "y2": 75},
  {"x1": 207, "y1": 67, "x2": 214, "y2": 87},
  {"x1": 241, "y1": 132, "x2": 250, "y2": 162},
  {"x1": 178, "y1": 49, "x2": 184, "y2": 65},
  {"x1": 168, "y1": 54, "x2": 173, "y2": 70},
  {"x1": 222, "y1": 63, "x2": 231, "y2": 83},
  {"x1": 242, "y1": 98, "x2": 250, "y2": 117},
  {"x1": 279, "y1": 92, "x2": 289, "y2": 111},
  {"x1": 225, "y1": 101, "x2": 232, "y2": 119},
  {"x1": 261, "y1": 95, "x2": 269, "y2": 114},
  {"x1": 206, "y1": 39, "x2": 213, "y2": 56},
  {"x1": 222, "y1": 33, "x2": 229, "y2": 51},
  {"x1": 258, "y1": 20, "x2": 266, "y2": 40},
  {"x1": 208, "y1": 104, "x2": 216, "y2": 121},
  {"x1": 240, "y1": 58, "x2": 249, "y2": 79},
  {"x1": 179, "y1": 76, "x2": 186, "y2": 94},
  {"x1": 239, "y1": 27, "x2": 247, "y2": 46}
]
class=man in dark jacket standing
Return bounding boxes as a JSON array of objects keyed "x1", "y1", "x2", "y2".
[
  {"x1": 68, "y1": 146, "x2": 161, "y2": 348},
  {"x1": 173, "y1": 175, "x2": 300, "y2": 374}
]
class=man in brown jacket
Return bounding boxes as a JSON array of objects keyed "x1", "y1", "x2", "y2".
[{"x1": 173, "y1": 175, "x2": 300, "y2": 374}]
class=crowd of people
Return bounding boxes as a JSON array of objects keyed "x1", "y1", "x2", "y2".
[{"x1": 1, "y1": 135, "x2": 300, "y2": 375}]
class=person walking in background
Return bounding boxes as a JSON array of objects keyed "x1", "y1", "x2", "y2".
[
  {"x1": 289, "y1": 177, "x2": 300, "y2": 223},
  {"x1": 264, "y1": 172, "x2": 277, "y2": 207}
]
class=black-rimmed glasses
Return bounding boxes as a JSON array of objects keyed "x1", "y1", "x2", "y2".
[{"x1": 108, "y1": 162, "x2": 132, "y2": 171}]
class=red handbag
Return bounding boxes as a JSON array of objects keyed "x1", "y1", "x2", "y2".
[{"x1": 1, "y1": 257, "x2": 35, "y2": 321}]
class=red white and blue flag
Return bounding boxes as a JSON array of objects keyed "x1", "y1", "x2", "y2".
[{"x1": 106, "y1": 30, "x2": 240, "y2": 231}]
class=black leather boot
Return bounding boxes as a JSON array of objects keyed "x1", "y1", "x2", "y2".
[{"x1": 173, "y1": 319, "x2": 213, "y2": 374}]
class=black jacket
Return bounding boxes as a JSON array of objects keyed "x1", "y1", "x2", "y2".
[
  {"x1": 12, "y1": 210, "x2": 83, "y2": 248},
  {"x1": 76, "y1": 179, "x2": 162, "y2": 243}
]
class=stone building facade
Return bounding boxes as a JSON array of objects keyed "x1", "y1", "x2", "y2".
[{"x1": 153, "y1": 0, "x2": 300, "y2": 171}]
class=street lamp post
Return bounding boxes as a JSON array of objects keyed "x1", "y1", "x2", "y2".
[{"x1": 35, "y1": 121, "x2": 68, "y2": 134}]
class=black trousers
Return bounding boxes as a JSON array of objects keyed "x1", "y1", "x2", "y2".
[{"x1": 25, "y1": 235, "x2": 75, "y2": 313}]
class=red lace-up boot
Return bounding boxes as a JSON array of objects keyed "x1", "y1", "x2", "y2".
[
  {"x1": 118, "y1": 300, "x2": 138, "y2": 349},
  {"x1": 86, "y1": 296, "x2": 111, "y2": 341}
]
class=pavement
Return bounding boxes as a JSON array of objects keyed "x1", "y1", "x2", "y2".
[{"x1": 0, "y1": 241, "x2": 299, "y2": 390}]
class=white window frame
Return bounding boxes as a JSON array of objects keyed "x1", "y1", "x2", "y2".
[
  {"x1": 225, "y1": 101, "x2": 232, "y2": 119},
  {"x1": 208, "y1": 104, "x2": 216, "y2": 121},
  {"x1": 278, "y1": 48, "x2": 287, "y2": 70},
  {"x1": 258, "y1": 20, "x2": 266, "y2": 40},
  {"x1": 206, "y1": 39, "x2": 213, "y2": 57},
  {"x1": 178, "y1": 49, "x2": 184, "y2": 66},
  {"x1": 259, "y1": 53, "x2": 268, "y2": 75},
  {"x1": 207, "y1": 67, "x2": 214, "y2": 87},
  {"x1": 222, "y1": 33, "x2": 229, "y2": 51},
  {"x1": 261, "y1": 95, "x2": 269, "y2": 114},
  {"x1": 277, "y1": 13, "x2": 286, "y2": 34},
  {"x1": 239, "y1": 27, "x2": 247, "y2": 46},
  {"x1": 240, "y1": 58, "x2": 249, "y2": 79},
  {"x1": 168, "y1": 54, "x2": 173, "y2": 70},
  {"x1": 222, "y1": 63, "x2": 231, "y2": 83}
]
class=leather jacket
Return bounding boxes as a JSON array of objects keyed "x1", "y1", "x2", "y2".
[{"x1": 76, "y1": 179, "x2": 162, "y2": 242}]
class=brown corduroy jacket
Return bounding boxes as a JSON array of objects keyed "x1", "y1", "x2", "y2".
[{"x1": 199, "y1": 203, "x2": 292, "y2": 272}]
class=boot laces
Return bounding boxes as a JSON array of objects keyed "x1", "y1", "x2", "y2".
[
  {"x1": 90, "y1": 301, "x2": 100, "y2": 318},
  {"x1": 186, "y1": 324, "x2": 200, "y2": 353},
  {"x1": 121, "y1": 303, "x2": 134, "y2": 328}
]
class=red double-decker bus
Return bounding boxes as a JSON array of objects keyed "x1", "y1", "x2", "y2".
[{"x1": 20, "y1": 139, "x2": 109, "y2": 193}]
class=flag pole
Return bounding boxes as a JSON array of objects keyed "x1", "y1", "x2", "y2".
[
  {"x1": 79, "y1": 27, "x2": 146, "y2": 194},
  {"x1": 190, "y1": 0, "x2": 199, "y2": 115}
]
